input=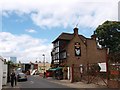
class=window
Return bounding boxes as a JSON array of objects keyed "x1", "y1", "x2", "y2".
[
  {"x1": 55, "y1": 53, "x2": 59, "y2": 59},
  {"x1": 54, "y1": 41, "x2": 59, "y2": 48},
  {"x1": 60, "y1": 51, "x2": 66, "y2": 59},
  {"x1": 63, "y1": 52, "x2": 66, "y2": 58},
  {"x1": 53, "y1": 55, "x2": 55, "y2": 60},
  {"x1": 54, "y1": 60, "x2": 59, "y2": 64},
  {"x1": 56, "y1": 47, "x2": 59, "y2": 52}
]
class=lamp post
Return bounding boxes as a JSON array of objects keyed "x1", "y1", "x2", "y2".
[{"x1": 42, "y1": 54, "x2": 45, "y2": 73}]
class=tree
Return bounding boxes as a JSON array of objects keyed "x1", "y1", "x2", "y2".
[{"x1": 95, "y1": 21, "x2": 120, "y2": 62}]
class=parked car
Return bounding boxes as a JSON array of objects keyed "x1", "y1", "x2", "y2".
[{"x1": 17, "y1": 73, "x2": 27, "y2": 82}]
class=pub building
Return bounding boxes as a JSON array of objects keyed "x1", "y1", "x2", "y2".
[{"x1": 51, "y1": 27, "x2": 106, "y2": 80}]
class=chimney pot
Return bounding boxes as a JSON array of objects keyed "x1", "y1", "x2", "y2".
[
  {"x1": 73, "y1": 27, "x2": 78, "y2": 35},
  {"x1": 91, "y1": 34, "x2": 96, "y2": 40}
]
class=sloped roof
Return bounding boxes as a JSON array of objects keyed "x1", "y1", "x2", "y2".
[
  {"x1": 52, "y1": 32, "x2": 87, "y2": 43},
  {"x1": 52, "y1": 33, "x2": 73, "y2": 43}
]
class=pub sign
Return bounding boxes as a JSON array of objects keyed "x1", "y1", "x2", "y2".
[{"x1": 74, "y1": 42, "x2": 81, "y2": 56}]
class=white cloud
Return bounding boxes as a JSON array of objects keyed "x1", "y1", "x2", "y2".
[
  {"x1": 1, "y1": 0, "x2": 119, "y2": 63},
  {"x1": 0, "y1": 32, "x2": 52, "y2": 63},
  {"x1": 30, "y1": 1, "x2": 118, "y2": 29},
  {"x1": 25, "y1": 29, "x2": 37, "y2": 33},
  {"x1": 1, "y1": 0, "x2": 119, "y2": 29}
]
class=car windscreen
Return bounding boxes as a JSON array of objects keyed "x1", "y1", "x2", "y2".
[{"x1": 19, "y1": 73, "x2": 26, "y2": 77}]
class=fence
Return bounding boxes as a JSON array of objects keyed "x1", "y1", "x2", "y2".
[
  {"x1": 70, "y1": 63, "x2": 108, "y2": 86},
  {"x1": 108, "y1": 63, "x2": 120, "y2": 88}
]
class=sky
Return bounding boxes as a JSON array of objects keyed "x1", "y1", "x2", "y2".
[{"x1": 0, "y1": 0, "x2": 119, "y2": 63}]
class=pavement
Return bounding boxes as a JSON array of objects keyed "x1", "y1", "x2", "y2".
[
  {"x1": 46, "y1": 77, "x2": 107, "y2": 88},
  {"x1": 2, "y1": 82, "x2": 20, "y2": 89}
]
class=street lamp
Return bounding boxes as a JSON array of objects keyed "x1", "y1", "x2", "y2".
[{"x1": 42, "y1": 54, "x2": 45, "y2": 72}]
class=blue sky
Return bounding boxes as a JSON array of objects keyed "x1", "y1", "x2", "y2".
[
  {"x1": 0, "y1": 0, "x2": 119, "y2": 63},
  {"x1": 2, "y1": 12, "x2": 74, "y2": 43},
  {"x1": 2, "y1": 12, "x2": 93, "y2": 42}
]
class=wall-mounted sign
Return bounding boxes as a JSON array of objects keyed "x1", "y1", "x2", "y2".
[{"x1": 74, "y1": 42, "x2": 81, "y2": 56}]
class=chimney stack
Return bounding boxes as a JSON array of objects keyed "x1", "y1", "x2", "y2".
[
  {"x1": 91, "y1": 31, "x2": 96, "y2": 40},
  {"x1": 91, "y1": 34, "x2": 96, "y2": 40},
  {"x1": 73, "y1": 27, "x2": 78, "y2": 36}
]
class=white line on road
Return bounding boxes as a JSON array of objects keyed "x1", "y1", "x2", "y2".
[{"x1": 30, "y1": 81, "x2": 34, "y2": 84}]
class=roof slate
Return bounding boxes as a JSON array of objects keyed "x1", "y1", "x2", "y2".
[{"x1": 52, "y1": 32, "x2": 87, "y2": 43}]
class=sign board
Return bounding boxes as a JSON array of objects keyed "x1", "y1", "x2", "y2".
[{"x1": 74, "y1": 42, "x2": 81, "y2": 56}]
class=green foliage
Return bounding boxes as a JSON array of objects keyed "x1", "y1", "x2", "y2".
[
  {"x1": 6, "y1": 61, "x2": 19, "y2": 69},
  {"x1": 109, "y1": 52, "x2": 120, "y2": 63},
  {"x1": 95, "y1": 21, "x2": 120, "y2": 62},
  {"x1": 6, "y1": 61, "x2": 14, "y2": 65},
  {"x1": 95, "y1": 21, "x2": 120, "y2": 53}
]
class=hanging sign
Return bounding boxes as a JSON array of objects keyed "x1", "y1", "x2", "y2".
[{"x1": 74, "y1": 42, "x2": 81, "y2": 56}]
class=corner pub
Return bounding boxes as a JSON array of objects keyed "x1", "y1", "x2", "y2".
[{"x1": 51, "y1": 27, "x2": 106, "y2": 81}]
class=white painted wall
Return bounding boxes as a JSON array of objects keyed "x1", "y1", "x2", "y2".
[
  {"x1": 0, "y1": 59, "x2": 3, "y2": 90},
  {"x1": 2, "y1": 64, "x2": 8, "y2": 86}
]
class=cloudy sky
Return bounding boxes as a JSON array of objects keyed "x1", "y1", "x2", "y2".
[{"x1": 0, "y1": 0, "x2": 119, "y2": 63}]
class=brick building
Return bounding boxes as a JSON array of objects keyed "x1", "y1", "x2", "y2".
[{"x1": 51, "y1": 27, "x2": 106, "y2": 68}]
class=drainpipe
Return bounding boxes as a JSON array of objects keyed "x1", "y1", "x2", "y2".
[
  {"x1": 106, "y1": 48, "x2": 109, "y2": 87},
  {"x1": 70, "y1": 64, "x2": 74, "y2": 83}
]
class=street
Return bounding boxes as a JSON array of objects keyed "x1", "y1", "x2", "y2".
[
  {"x1": 2, "y1": 75, "x2": 78, "y2": 90},
  {"x1": 2, "y1": 74, "x2": 110, "y2": 90},
  {"x1": 17, "y1": 75, "x2": 69, "y2": 88}
]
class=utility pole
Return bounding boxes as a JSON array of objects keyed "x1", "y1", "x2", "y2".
[
  {"x1": 42, "y1": 54, "x2": 45, "y2": 73},
  {"x1": 106, "y1": 48, "x2": 109, "y2": 87}
]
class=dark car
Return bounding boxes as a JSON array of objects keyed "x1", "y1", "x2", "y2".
[{"x1": 17, "y1": 73, "x2": 27, "y2": 81}]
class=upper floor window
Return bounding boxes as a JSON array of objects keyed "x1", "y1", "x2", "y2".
[
  {"x1": 55, "y1": 47, "x2": 59, "y2": 53},
  {"x1": 60, "y1": 51, "x2": 66, "y2": 59},
  {"x1": 55, "y1": 53, "x2": 59, "y2": 60},
  {"x1": 54, "y1": 41, "x2": 59, "y2": 48}
]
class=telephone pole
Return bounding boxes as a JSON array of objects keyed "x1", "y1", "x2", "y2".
[{"x1": 42, "y1": 54, "x2": 45, "y2": 72}]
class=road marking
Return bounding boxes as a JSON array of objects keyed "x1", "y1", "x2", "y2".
[{"x1": 30, "y1": 81, "x2": 34, "y2": 84}]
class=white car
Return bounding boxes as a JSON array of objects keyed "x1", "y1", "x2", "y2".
[{"x1": 17, "y1": 73, "x2": 27, "y2": 82}]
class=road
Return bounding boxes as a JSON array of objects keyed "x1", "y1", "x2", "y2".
[
  {"x1": 2, "y1": 75, "x2": 109, "y2": 90},
  {"x1": 3, "y1": 75, "x2": 77, "y2": 90},
  {"x1": 17, "y1": 75, "x2": 70, "y2": 88}
]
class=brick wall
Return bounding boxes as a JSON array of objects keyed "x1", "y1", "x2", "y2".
[
  {"x1": 66, "y1": 34, "x2": 87, "y2": 67},
  {"x1": 65, "y1": 30, "x2": 106, "y2": 82}
]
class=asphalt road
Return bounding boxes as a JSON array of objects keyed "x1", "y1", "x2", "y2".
[
  {"x1": 17, "y1": 75, "x2": 70, "y2": 88},
  {"x1": 3, "y1": 75, "x2": 78, "y2": 90},
  {"x1": 2, "y1": 75, "x2": 110, "y2": 90}
]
